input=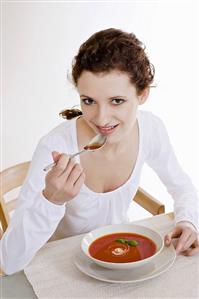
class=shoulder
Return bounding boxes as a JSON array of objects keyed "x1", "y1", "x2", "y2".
[
  {"x1": 137, "y1": 110, "x2": 169, "y2": 138},
  {"x1": 137, "y1": 110, "x2": 165, "y2": 129},
  {"x1": 26, "y1": 119, "x2": 77, "y2": 180},
  {"x1": 38, "y1": 118, "x2": 76, "y2": 152},
  {"x1": 137, "y1": 110, "x2": 170, "y2": 159}
]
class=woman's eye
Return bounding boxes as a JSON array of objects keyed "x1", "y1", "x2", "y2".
[
  {"x1": 112, "y1": 98, "x2": 125, "y2": 105},
  {"x1": 81, "y1": 98, "x2": 95, "y2": 105}
]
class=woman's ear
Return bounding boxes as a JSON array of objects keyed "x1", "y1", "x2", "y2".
[{"x1": 138, "y1": 88, "x2": 150, "y2": 105}]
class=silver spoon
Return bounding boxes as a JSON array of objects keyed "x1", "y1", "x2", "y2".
[{"x1": 43, "y1": 134, "x2": 107, "y2": 171}]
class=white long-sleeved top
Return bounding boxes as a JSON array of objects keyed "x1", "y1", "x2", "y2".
[{"x1": 1, "y1": 110, "x2": 198, "y2": 274}]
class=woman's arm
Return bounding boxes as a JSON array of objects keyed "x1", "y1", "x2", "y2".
[
  {"x1": 0, "y1": 138, "x2": 66, "y2": 275},
  {"x1": 145, "y1": 113, "x2": 199, "y2": 254}
]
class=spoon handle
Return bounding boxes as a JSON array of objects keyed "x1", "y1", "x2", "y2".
[
  {"x1": 70, "y1": 148, "x2": 87, "y2": 159},
  {"x1": 43, "y1": 149, "x2": 87, "y2": 172},
  {"x1": 43, "y1": 162, "x2": 56, "y2": 172}
]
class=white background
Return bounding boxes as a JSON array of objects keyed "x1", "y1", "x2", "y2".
[{"x1": 1, "y1": 0, "x2": 199, "y2": 220}]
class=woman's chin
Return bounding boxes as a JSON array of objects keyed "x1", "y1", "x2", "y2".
[{"x1": 105, "y1": 132, "x2": 122, "y2": 145}]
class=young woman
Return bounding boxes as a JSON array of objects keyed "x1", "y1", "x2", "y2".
[{"x1": 1, "y1": 28, "x2": 198, "y2": 275}]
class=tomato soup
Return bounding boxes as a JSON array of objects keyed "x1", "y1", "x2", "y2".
[{"x1": 89, "y1": 233, "x2": 157, "y2": 263}]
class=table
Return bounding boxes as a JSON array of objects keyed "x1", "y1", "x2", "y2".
[
  {"x1": 1, "y1": 271, "x2": 36, "y2": 299},
  {"x1": 1, "y1": 213, "x2": 199, "y2": 298}
]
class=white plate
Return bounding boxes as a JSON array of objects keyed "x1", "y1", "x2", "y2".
[{"x1": 74, "y1": 244, "x2": 176, "y2": 283}]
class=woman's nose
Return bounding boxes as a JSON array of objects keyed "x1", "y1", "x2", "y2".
[{"x1": 94, "y1": 106, "x2": 110, "y2": 125}]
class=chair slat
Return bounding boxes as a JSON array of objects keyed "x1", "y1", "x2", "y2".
[
  {"x1": 0, "y1": 197, "x2": 9, "y2": 231},
  {"x1": 134, "y1": 187, "x2": 165, "y2": 215},
  {"x1": 0, "y1": 161, "x2": 30, "y2": 232},
  {"x1": 1, "y1": 162, "x2": 30, "y2": 194},
  {"x1": 6, "y1": 199, "x2": 18, "y2": 213}
]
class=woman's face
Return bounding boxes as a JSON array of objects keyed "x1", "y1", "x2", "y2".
[{"x1": 77, "y1": 70, "x2": 148, "y2": 144}]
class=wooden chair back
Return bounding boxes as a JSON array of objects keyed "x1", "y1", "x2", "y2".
[
  {"x1": 0, "y1": 161, "x2": 31, "y2": 232},
  {"x1": 134, "y1": 187, "x2": 165, "y2": 215}
]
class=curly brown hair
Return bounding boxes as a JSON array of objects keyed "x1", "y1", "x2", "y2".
[
  {"x1": 61, "y1": 28, "x2": 155, "y2": 119},
  {"x1": 72, "y1": 28, "x2": 154, "y2": 94}
]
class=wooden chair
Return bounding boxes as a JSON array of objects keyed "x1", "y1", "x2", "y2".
[
  {"x1": 0, "y1": 161, "x2": 31, "y2": 234},
  {"x1": 0, "y1": 161, "x2": 165, "y2": 235}
]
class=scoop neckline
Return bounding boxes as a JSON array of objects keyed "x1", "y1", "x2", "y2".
[{"x1": 71, "y1": 113, "x2": 142, "y2": 196}]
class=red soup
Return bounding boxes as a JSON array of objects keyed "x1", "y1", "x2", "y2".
[{"x1": 89, "y1": 232, "x2": 157, "y2": 263}]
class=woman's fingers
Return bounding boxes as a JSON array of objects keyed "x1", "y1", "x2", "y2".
[
  {"x1": 59, "y1": 158, "x2": 77, "y2": 180},
  {"x1": 67, "y1": 163, "x2": 84, "y2": 186},
  {"x1": 52, "y1": 151, "x2": 61, "y2": 163},
  {"x1": 175, "y1": 230, "x2": 192, "y2": 253},
  {"x1": 50, "y1": 154, "x2": 71, "y2": 176},
  {"x1": 185, "y1": 246, "x2": 199, "y2": 256},
  {"x1": 51, "y1": 153, "x2": 80, "y2": 181},
  {"x1": 182, "y1": 233, "x2": 197, "y2": 251},
  {"x1": 73, "y1": 172, "x2": 86, "y2": 192},
  {"x1": 58, "y1": 164, "x2": 85, "y2": 199},
  {"x1": 44, "y1": 151, "x2": 86, "y2": 204},
  {"x1": 164, "y1": 227, "x2": 182, "y2": 246},
  {"x1": 181, "y1": 238, "x2": 199, "y2": 256},
  {"x1": 165, "y1": 223, "x2": 199, "y2": 256}
]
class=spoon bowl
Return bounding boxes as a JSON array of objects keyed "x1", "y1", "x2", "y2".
[
  {"x1": 84, "y1": 134, "x2": 107, "y2": 151},
  {"x1": 43, "y1": 134, "x2": 107, "y2": 171}
]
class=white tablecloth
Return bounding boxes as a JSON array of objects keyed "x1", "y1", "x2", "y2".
[{"x1": 24, "y1": 214, "x2": 199, "y2": 298}]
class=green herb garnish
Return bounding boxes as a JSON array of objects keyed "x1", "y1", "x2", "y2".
[
  {"x1": 116, "y1": 238, "x2": 139, "y2": 246},
  {"x1": 127, "y1": 240, "x2": 138, "y2": 246},
  {"x1": 116, "y1": 238, "x2": 126, "y2": 244}
]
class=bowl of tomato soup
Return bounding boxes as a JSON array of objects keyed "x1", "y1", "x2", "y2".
[{"x1": 81, "y1": 224, "x2": 164, "y2": 269}]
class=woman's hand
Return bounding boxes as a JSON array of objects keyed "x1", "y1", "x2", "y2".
[
  {"x1": 43, "y1": 151, "x2": 85, "y2": 205},
  {"x1": 164, "y1": 221, "x2": 199, "y2": 256}
]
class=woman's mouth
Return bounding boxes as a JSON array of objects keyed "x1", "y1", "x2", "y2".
[{"x1": 96, "y1": 124, "x2": 119, "y2": 135}]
